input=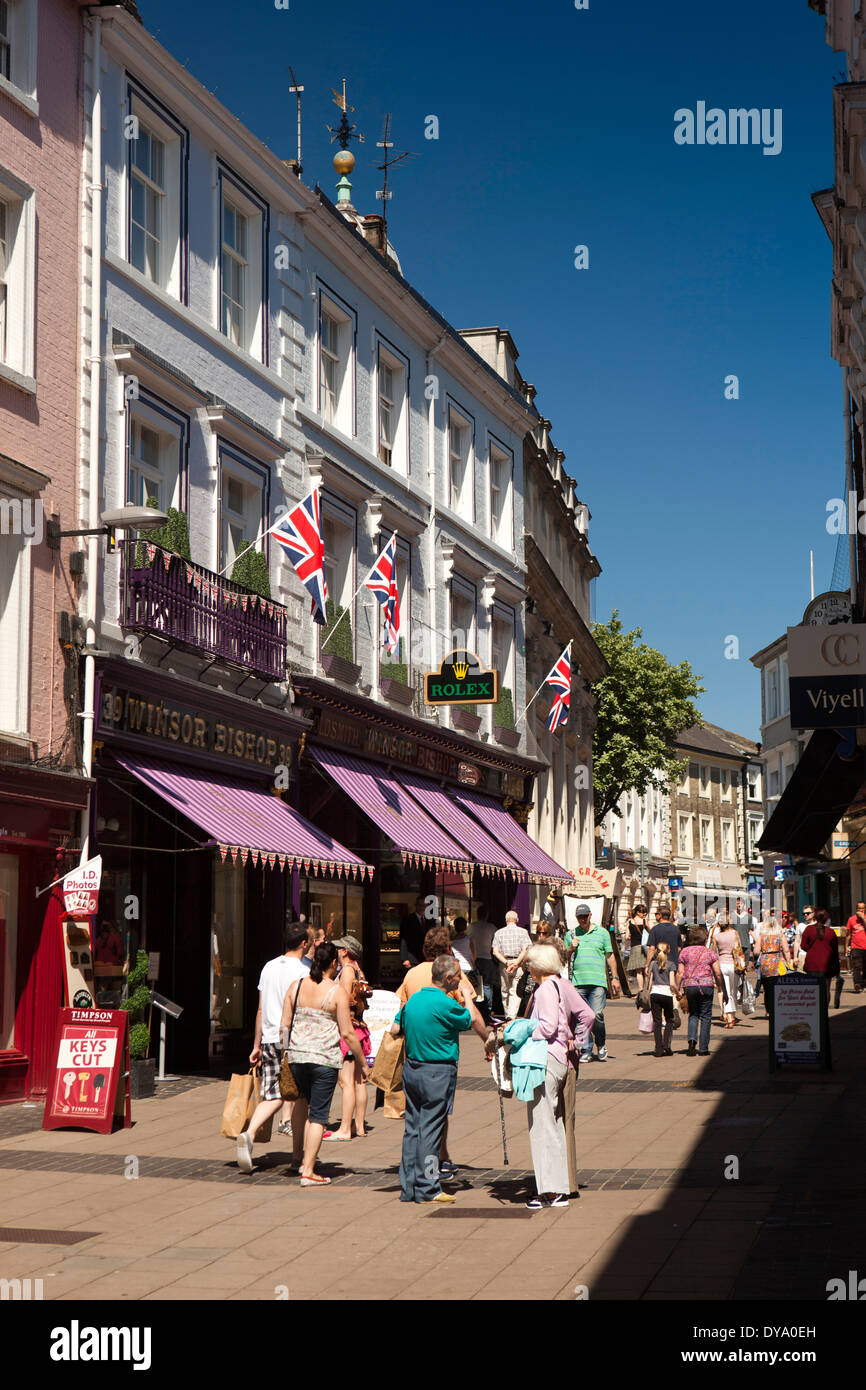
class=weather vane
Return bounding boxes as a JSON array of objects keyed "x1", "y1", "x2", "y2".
[{"x1": 327, "y1": 78, "x2": 364, "y2": 151}]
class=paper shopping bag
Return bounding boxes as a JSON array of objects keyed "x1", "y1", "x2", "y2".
[
  {"x1": 370, "y1": 1030, "x2": 405, "y2": 1093},
  {"x1": 221, "y1": 1067, "x2": 272, "y2": 1140},
  {"x1": 383, "y1": 1088, "x2": 406, "y2": 1118}
]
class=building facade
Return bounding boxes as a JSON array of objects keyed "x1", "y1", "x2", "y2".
[
  {"x1": 11, "y1": 3, "x2": 580, "y2": 1090},
  {"x1": 0, "y1": 0, "x2": 88, "y2": 1102},
  {"x1": 599, "y1": 723, "x2": 763, "y2": 928}
]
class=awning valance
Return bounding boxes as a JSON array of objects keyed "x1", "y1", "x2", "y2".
[
  {"x1": 112, "y1": 752, "x2": 372, "y2": 880},
  {"x1": 758, "y1": 731, "x2": 866, "y2": 859},
  {"x1": 393, "y1": 769, "x2": 523, "y2": 880}
]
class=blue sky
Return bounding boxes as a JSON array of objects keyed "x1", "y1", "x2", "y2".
[{"x1": 139, "y1": 0, "x2": 844, "y2": 741}]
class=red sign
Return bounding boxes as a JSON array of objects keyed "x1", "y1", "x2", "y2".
[
  {"x1": 62, "y1": 855, "x2": 102, "y2": 918},
  {"x1": 42, "y1": 1009, "x2": 131, "y2": 1134}
]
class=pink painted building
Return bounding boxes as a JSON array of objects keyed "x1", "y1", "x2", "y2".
[{"x1": 0, "y1": 0, "x2": 89, "y2": 1101}]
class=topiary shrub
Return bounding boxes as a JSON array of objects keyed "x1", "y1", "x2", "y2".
[
  {"x1": 134, "y1": 498, "x2": 191, "y2": 567},
  {"x1": 230, "y1": 541, "x2": 272, "y2": 599},
  {"x1": 493, "y1": 685, "x2": 515, "y2": 729},
  {"x1": 321, "y1": 598, "x2": 354, "y2": 663},
  {"x1": 122, "y1": 949, "x2": 152, "y2": 1060},
  {"x1": 381, "y1": 660, "x2": 408, "y2": 685}
]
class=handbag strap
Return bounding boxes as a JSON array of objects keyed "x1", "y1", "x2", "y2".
[{"x1": 284, "y1": 979, "x2": 302, "y2": 1048}]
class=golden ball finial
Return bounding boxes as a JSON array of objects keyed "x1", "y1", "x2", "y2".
[{"x1": 333, "y1": 149, "x2": 355, "y2": 177}]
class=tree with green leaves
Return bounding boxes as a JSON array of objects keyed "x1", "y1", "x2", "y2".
[{"x1": 591, "y1": 610, "x2": 704, "y2": 825}]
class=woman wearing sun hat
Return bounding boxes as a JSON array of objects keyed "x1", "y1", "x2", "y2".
[{"x1": 324, "y1": 935, "x2": 373, "y2": 1142}]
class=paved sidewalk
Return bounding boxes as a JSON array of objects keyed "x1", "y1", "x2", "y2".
[{"x1": 1, "y1": 988, "x2": 863, "y2": 1301}]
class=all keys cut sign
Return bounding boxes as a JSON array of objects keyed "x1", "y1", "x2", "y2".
[{"x1": 43, "y1": 1009, "x2": 131, "y2": 1133}]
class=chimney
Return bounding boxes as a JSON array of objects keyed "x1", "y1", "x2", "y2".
[{"x1": 362, "y1": 214, "x2": 386, "y2": 254}]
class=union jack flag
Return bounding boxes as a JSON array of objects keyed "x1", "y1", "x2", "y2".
[
  {"x1": 365, "y1": 532, "x2": 401, "y2": 654},
  {"x1": 546, "y1": 643, "x2": 572, "y2": 733},
  {"x1": 268, "y1": 489, "x2": 327, "y2": 624}
]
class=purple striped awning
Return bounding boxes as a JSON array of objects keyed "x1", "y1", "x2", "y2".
[
  {"x1": 112, "y1": 752, "x2": 372, "y2": 881},
  {"x1": 393, "y1": 770, "x2": 523, "y2": 880},
  {"x1": 449, "y1": 788, "x2": 574, "y2": 884},
  {"x1": 309, "y1": 746, "x2": 472, "y2": 872}
]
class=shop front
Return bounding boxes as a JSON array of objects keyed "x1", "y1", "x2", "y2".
[
  {"x1": 90, "y1": 659, "x2": 366, "y2": 1073},
  {"x1": 0, "y1": 764, "x2": 91, "y2": 1103},
  {"x1": 292, "y1": 678, "x2": 574, "y2": 987}
]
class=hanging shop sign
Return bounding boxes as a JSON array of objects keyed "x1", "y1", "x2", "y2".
[
  {"x1": 424, "y1": 651, "x2": 500, "y2": 706},
  {"x1": 98, "y1": 680, "x2": 294, "y2": 773},
  {"x1": 43, "y1": 1009, "x2": 131, "y2": 1133},
  {"x1": 62, "y1": 854, "x2": 102, "y2": 919},
  {"x1": 787, "y1": 623, "x2": 866, "y2": 729},
  {"x1": 565, "y1": 865, "x2": 622, "y2": 899},
  {"x1": 61, "y1": 916, "x2": 96, "y2": 1010}
]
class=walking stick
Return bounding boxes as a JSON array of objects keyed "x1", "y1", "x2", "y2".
[{"x1": 491, "y1": 1029, "x2": 509, "y2": 1166}]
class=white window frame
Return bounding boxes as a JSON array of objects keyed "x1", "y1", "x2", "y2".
[
  {"x1": 747, "y1": 764, "x2": 761, "y2": 801},
  {"x1": 320, "y1": 492, "x2": 357, "y2": 660},
  {"x1": 678, "y1": 813, "x2": 693, "y2": 858},
  {"x1": 764, "y1": 661, "x2": 779, "y2": 722},
  {"x1": 719, "y1": 767, "x2": 732, "y2": 801},
  {"x1": 448, "y1": 401, "x2": 474, "y2": 520},
  {"x1": 721, "y1": 818, "x2": 734, "y2": 863},
  {"x1": 218, "y1": 165, "x2": 268, "y2": 362},
  {"x1": 0, "y1": 480, "x2": 32, "y2": 735},
  {"x1": 375, "y1": 337, "x2": 409, "y2": 473},
  {"x1": 488, "y1": 436, "x2": 513, "y2": 549},
  {"x1": 450, "y1": 574, "x2": 477, "y2": 655},
  {"x1": 491, "y1": 601, "x2": 515, "y2": 711},
  {"x1": 698, "y1": 763, "x2": 711, "y2": 797},
  {"x1": 317, "y1": 285, "x2": 355, "y2": 435},
  {"x1": 126, "y1": 84, "x2": 187, "y2": 302},
  {"x1": 699, "y1": 815, "x2": 713, "y2": 860},
  {"x1": 378, "y1": 532, "x2": 411, "y2": 684},
  {"x1": 126, "y1": 392, "x2": 187, "y2": 514},
  {"x1": 0, "y1": 164, "x2": 34, "y2": 387},
  {"x1": 779, "y1": 653, "x2": 790, "y2": 716},
  {"x1": 748, "y1": 816, "x2": 764, "y2": 860},
  {"x1": 679, "y1": 764, "x2": 690, "y2": 793},
  {"x1": 0, "y1": 0, "x2": 37, "y2": 110},
  {"x1": 217, "y1": 444, "x2": 268, "y2": 575}
]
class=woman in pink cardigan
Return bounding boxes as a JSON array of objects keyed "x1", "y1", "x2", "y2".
[{"x1": 526, "y1": 943, "x2": 596, "y2": 1210}]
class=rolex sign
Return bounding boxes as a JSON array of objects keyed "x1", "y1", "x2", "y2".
[{"x1": 425, "y1": 650, "x2": 500, "y2": 706}]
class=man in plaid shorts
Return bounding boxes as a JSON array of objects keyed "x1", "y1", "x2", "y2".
[{"x1": 238, "y1": 920, "x2": 309, "y2": 1173}]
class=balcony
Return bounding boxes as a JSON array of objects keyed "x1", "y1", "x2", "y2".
[{"x1": 119, "y1": 540, "x2": 288, "y2": 684}]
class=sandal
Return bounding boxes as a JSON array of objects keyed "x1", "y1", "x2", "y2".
[
  {"x1": 300, "y1": 1174, "x2": 331, "y2": 1186},
  {"x1": 322, "y1": 1133, "x2": 352, "y2": 1141}
]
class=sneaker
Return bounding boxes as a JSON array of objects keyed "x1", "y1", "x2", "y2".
[
  {"x1": 549, "y1": 1194, "x2": 569, "y2": 1208},
  {"x1": 236, "y1": 1131, "x2": 254, "y2": 1173},
  {"x1": 277, "y1": 1121, "x2": 293, "y2": 1137},
  {"x1": 525, "y1": 1196, "x2": 547, "y2": 1209},
  {"x1": 597, "y1": 1046, "x2": 608, "y2": 1061},
  {"x1": 439, "y1": 1160, "x2": 458, "y2": 1179},
  {"x1": 422, "y1": 1191, "x2": 456, "y2": 1204}
]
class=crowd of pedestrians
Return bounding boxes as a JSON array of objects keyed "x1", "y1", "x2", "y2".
[{"x1": 234, "y1": 892, "x2": 856, "y2": 1206}]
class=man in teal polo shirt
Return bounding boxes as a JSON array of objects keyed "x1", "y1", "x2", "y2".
[
  {"x1": 392, "y1": 954, "x2": 491, "y2": 1203},
  {"x1": 564, "y1": 903, "x2": 619, "y2": 1062}
]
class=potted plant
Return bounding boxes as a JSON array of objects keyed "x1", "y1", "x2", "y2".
[
  {"x1": 320, "y1": 599, "x2": 361, "y2": 684},
  {"x1": 231, "y1": 540, "x2": 272, "y2": 599},
  {"x1": 380, "y1": 649, "x2": 414, "y2": 706},
  {"x1": 492, "y1": 686, "x2": 521, "y2": 747},
  {"x1": 123, "y1": 949, "x2": 155, "y2": 1098},
  {"x1": 452, "y1": 704, "x2": 481, "y2": 734}
]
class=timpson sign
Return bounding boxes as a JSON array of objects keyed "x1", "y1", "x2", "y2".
[{"x1": 98, "y1": 683, "x2": 294, "y2": 773}]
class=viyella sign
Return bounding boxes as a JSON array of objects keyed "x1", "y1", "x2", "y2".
[{"x1": 787, "y1": 624, "x2": 866, "y2": 728}]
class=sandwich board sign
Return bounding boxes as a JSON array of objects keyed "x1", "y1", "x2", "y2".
[
  {"x1": 43, "y1": 1009, "x2": 132, "y2": 1133},
  {"x1": 768, "y1": 974, "x2": 830, "y2": 1072}
]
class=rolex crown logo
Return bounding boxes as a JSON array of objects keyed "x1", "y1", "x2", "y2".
[{"x1": 453, "y1": 661, "x2": 469, "y2": 680}]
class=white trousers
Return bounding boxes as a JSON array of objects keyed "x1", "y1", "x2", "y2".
[
  {"x1": 527, "y1": 1055, "x2": 569, "y2": 1196},
  {"x1": 499, "y1": 963, "x2": 523, "y2": 1020},
  {"x1": 720, "y1": 962, "x2": 737, "y2": 1016}
]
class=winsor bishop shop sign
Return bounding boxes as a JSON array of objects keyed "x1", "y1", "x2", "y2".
[{"x1": 787, "y1": 623, "x2": 866, "y2": 729}]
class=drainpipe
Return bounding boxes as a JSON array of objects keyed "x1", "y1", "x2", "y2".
[
  {"x1": 844, "y1": 367, "x2": 858, "y2": 614},
  {"x1": 425, "y1": 331, "x2": 447, "y2": 675},
  {"x1": 79, "y1": 12, "x2": 103, "y2": 863}
]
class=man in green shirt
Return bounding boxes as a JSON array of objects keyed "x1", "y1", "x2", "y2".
[
  {"x1": 392, "y1": 954, "x2": 490, "y2": 1203},
  {"x1": 564, "y1": 903, "x2": 619, "y2": 1062}
]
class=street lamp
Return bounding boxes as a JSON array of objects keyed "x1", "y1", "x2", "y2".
[{"x1": 46, "y1": 504, "x2": 169, "y2": 553}]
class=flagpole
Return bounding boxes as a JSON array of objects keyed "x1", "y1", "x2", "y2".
[
  {"x1": 213, "y1": 518, "x2": 268, "y2": 580},
  {"x1": 322, "y1": 532, "x2": 398, "y2": 651},
  {"x1": 514, "y1": 641, "x2": 572, "y2": 728}
]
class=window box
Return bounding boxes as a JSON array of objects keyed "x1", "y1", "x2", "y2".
[
  {"x1": 380, "y1": 675, "x2": 414, "y2": 707},
  {"x1": 320, "y1": 650, "x2": 361, "y2": 686},
  {"x1": 493, "y1": 725, "x2": 520, "y2": 749},
  {"x1": 452, "y1": 707, "x2": 481, "y2": 734}
]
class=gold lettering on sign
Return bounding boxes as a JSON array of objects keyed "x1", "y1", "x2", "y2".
[
  {"x1": 168, "y1": 711, "x2": 180, "y2": 741},
  {"x1": 214, "y1": 723, "x2": 227, "y2": 754},
  {"x1": 193, "y1": 717, "x2": 207, "y2": 749},
  {"x1": 181, "y1": 713, "x2": 193, "y2": 744}
]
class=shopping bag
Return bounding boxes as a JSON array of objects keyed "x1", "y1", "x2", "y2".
[
  {"x1": 742, "y1": 978, "x2": 756, "y2": 1015},
  {"x1": 637, "y1": 1010, "x2": 654, "y2": 1035},
  {"x1": 671, "y1": 1006, "x2": 682, "y2": 1030},
  {"x1": 370, "y1": 1030, "x2": 405, "y2": 1093},
  {"x1": 221, "y1": 1068, "x2": 257, "y2": 1139},
  {"x1": 383, "y1": 1087, "x2": 406, "y2": 1118}
]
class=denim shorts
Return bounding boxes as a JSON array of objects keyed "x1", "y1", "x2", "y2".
[{"x1": 289, "y1": 1061, "x2": 339, "y2": 1125}]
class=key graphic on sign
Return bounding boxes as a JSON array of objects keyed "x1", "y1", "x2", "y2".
[
  {"x1": 62, "y1": 1071, "x2": 76, "y2": 1102},
  {"x1": 93, "y1": 1073, "x2": 106, "y2": 1104},
  {"x1": 78, "y1": 1071, "x2": 91, "y2": 1102}
]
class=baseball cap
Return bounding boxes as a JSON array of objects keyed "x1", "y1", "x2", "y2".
[
  {"x1": 574, "y1": 902, "x2": 592, "y2": 917},
  {"x1": 332, "y1": 934, "x2": 363, "y2": 957}
]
